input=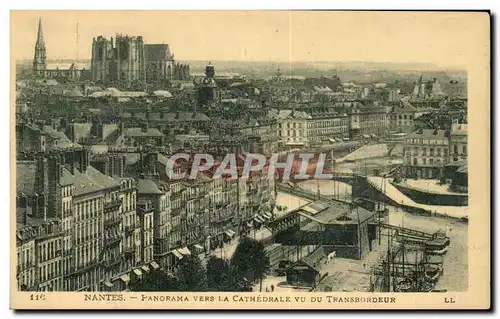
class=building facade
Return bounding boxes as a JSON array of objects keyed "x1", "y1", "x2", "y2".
[
  {"x1": 307, "y1": 114, "x2": 349, "y2": 146},
  {"x1": 91, "y1": 35, "x2": 190, "y2": 86},
  {"x1": 390, "y1": 99, "x2": 418, "y2": 134},
  {"x1": 402, "y1": 129, "x2": 450, "y2": 179},
  {"x1": 449, "y1": 123, "x2": 468, "y2": 163}
]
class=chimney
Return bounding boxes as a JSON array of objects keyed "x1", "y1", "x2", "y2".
[
  {"x1": 31, "y1": 194, "x2": 39, "y2": 219},
  {"x1": 35, "y1": 152, "x2": 45, "y2": 194},
  {"x1": 119, "y1": 121, "x2": 125, "y2": 134},
  {"x1": 67, "y1": 123, "x2": 75, "y2": 142},
  {"x1": 47, "y1": 152, "x2": 63, "y2": 218},
  {"x1": 81, "y1": 148, "x2": 89, "y2": 173}
]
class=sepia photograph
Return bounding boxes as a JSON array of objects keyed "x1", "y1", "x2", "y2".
[{"x1": 10, "y1": 10, "x2": 490, "y2": 310}]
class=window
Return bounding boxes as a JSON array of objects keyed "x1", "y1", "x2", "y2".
[
  {"x1": 423, "y1": 159, "x2": 427, "y2": 165},
  {"x1": 463, "y1": 145, "x2": 467, "y2": 155},
  {"x1": 413, "y1": 158, "x2": 418, "y2": 165}
]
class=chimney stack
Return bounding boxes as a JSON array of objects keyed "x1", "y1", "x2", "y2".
[{"x1": 47, "y1": 151, "x2": 63, "y2": 218}]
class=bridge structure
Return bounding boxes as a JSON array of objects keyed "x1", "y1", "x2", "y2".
[{"x1": 277, "y1": 174, "x2": 468, "y2": 220}]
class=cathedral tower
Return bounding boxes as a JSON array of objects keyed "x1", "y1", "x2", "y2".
[{"x1": 33, "y1": 18, "x2": 47, "y2": 76}]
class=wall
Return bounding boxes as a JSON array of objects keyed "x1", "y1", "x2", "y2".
[{"x1": 391, "y1": 182, "x2": 468, "y2": 206}]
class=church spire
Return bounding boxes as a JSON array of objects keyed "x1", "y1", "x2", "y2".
[
  {"x1": 33, "y1": 17, "x2": 46, "y2": 75},
  {"x1": 36, "y1": 17, "x2": 45, "y2": 46}
]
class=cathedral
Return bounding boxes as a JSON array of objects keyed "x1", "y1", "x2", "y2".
[
  {"x1": 32, "y1": 18, "x2": 86, "y2": 81},
  {"x1": 90, "y1": 35, "x2": 190, "y2": 87}
]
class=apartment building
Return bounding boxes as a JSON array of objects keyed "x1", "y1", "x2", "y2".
[
  {"x1": 16, "y1": 202, "x2": 63, "y2": 292},
  {"x1": 449, "y1": 123, "x2": 468, "y2": 163},
  {"x1": 276, "y1": 110, "x2": 311, "y2": 149},
  {"x1": 402, "y1": 129, "x2": 450, "y2": 179},
  {"x1": 307, "y1": 113, "x2": 349, "y2": 146}
]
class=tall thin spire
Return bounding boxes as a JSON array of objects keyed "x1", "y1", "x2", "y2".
[
  {"x1": 33, "y1": 17, "x2": 47, "y2": 74},
  {"x1": 36, "y1": 17, "x2": 45, "y2": 45}
]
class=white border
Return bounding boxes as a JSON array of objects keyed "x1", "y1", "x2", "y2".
[{"x1": 3, "y1": 1, "x2": 497, "y2": 318}]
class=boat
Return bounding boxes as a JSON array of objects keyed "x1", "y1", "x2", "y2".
[
  {"x1": 424, "y1": 264, "x2": 441, "y2": 282},
  {"x1": 425, "y1": 245, "x2": 449, "y2": 255},
  {"x1": 425, "y1": 231, "x2": 451, "y2": 255},
  {"x1": 418, "y1": 280, "x2": 436, "y2": 292},
  {"x1": 395, "y1": 278, "x2": 414, "y2": 292}
]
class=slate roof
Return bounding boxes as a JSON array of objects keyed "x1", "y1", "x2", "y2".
[
  {"x1": 16, "y1": 161, "x2": 47, "y2": 196},
  {"x1": 145, "y1": 44, "x2": 172, "y2": 61},
  {"x1": 298, "y1": 201, "x2": 376, "y2": 225},
  {"x1": 16, "y1": 161, "x2": 120, "y2": 197},
  {"x1": 137, "y1": 179, "x2": 163, "y2": 195},
  {"x1": 124, "y1": 128, "x2": 164, "y2": 138},
  {"x1": 68, "y1": 166, "x2": 121, "y2": 196},
  {"x1": 393, "y1": 100, "x2": 417, "y2": 113},
  {"x1": 408, "y1": 129, "x2": 448, "y2": 140},
  {"x1": 41, "y1": 126, "x2": 81, "y2": 148}
]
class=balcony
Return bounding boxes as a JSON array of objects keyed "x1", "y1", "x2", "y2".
[
  {"x1": 103, "y1": 236, "x2": 121, "y2": 247},
  {"x1": 124, "y1": 225, "x2": 136, "y2": 237},
  {"x1": 72, "y1": 260, "x2": 101, "y2": 275},
  {"x1": 124, "y1": 247, "x2": 136, "y2": 257},
  {"x1": 103, "y1": 258, "x2": 122, "y2": 269},
  {"x1": 104, "y1": 217, "x2": 121, "y2": 227},
  {"x1": 104, "y1": 199, "x2": 122, "y2": 210}
]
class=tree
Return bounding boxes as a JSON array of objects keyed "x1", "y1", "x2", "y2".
[
  {"x1": 131, "y1": 269, "x2": 180, "y2": 292},
  {"x1": 231, "y1": 236, "x2": 270, "y2": 292},
  {"x1": 206, "y1": 256, "x2": 230, "y2": 291},
  {"x1": 175, "y1": 254, "x2": 207, "y2": 291}
]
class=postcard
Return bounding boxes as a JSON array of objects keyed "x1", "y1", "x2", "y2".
[{"x1": 10, "y1": 10, "x2": 490, "y2": 310}]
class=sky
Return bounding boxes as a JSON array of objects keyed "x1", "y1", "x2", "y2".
[{"x1": 11, "y1": 11, "x2": 489, "y2": 69}]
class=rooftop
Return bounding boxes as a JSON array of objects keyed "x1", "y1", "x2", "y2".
[
  {"x1": 408, "y1": 129, "x2": 449, "y2": 140},
  {"x1": 298, "y1": 200, "x2": 376, "y2": 225},
  {"x1": 124, "y1": 127, "x2": 164, "y2": 138}
]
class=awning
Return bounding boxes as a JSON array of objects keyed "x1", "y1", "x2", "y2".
[
  {"x1": 133, "y1": 268, "x2": 143, "y2": 277},
  {"x1": 119, "y1": 274, "x2": 130, "y2": 283},
  {"x1": 262, "y1": 212, "x2": 272, "y2": 219},
  {"x1": 172, "y1": 250, "x2": 183, "y2": 259},
  {"x1": 179, "y1": 247, "x2": 191, "y2": 255},
  {"x1": 141, "y1": 265, "x2": 150, "y2": 273},
  {"x1": 103, "y1": 281, "x2": 113, "y2": 288},
  {"x1": 254, "y1": 216, "x2": 265, "y2": 223},
  {"x1": 329, "y1": 138, "x2": 336, "y2": 143},
  {"x1": 343, "y1": 138, "x2": 350, "y2": 141},
  {"x1": 224, "y1": 230, "x2": 236, "y2": 237},
  {"x1": 363, "y1": 134, "x2": 370, "y2": 138},
  {"x1": 194, "y1": 244, "x2": 204, "y2": 250},
  {"x1": 150, "y1": 261, "x2": 160, "y2": 269}
]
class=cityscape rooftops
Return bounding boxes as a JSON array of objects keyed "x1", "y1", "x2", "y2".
[
  {"x1": 124, "y1": 127, "x2": 164, "y2": 138},
  {"x1": 137, "y1": 179, "x2": 163, "y2": 195},
  {"x1": 407, "y1": 128, "x2": 449, "y2": 140}
]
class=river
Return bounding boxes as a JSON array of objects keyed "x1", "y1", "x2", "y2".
[{"x1": 279, "y1": 179, "x2": 468, "y2": 292}]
